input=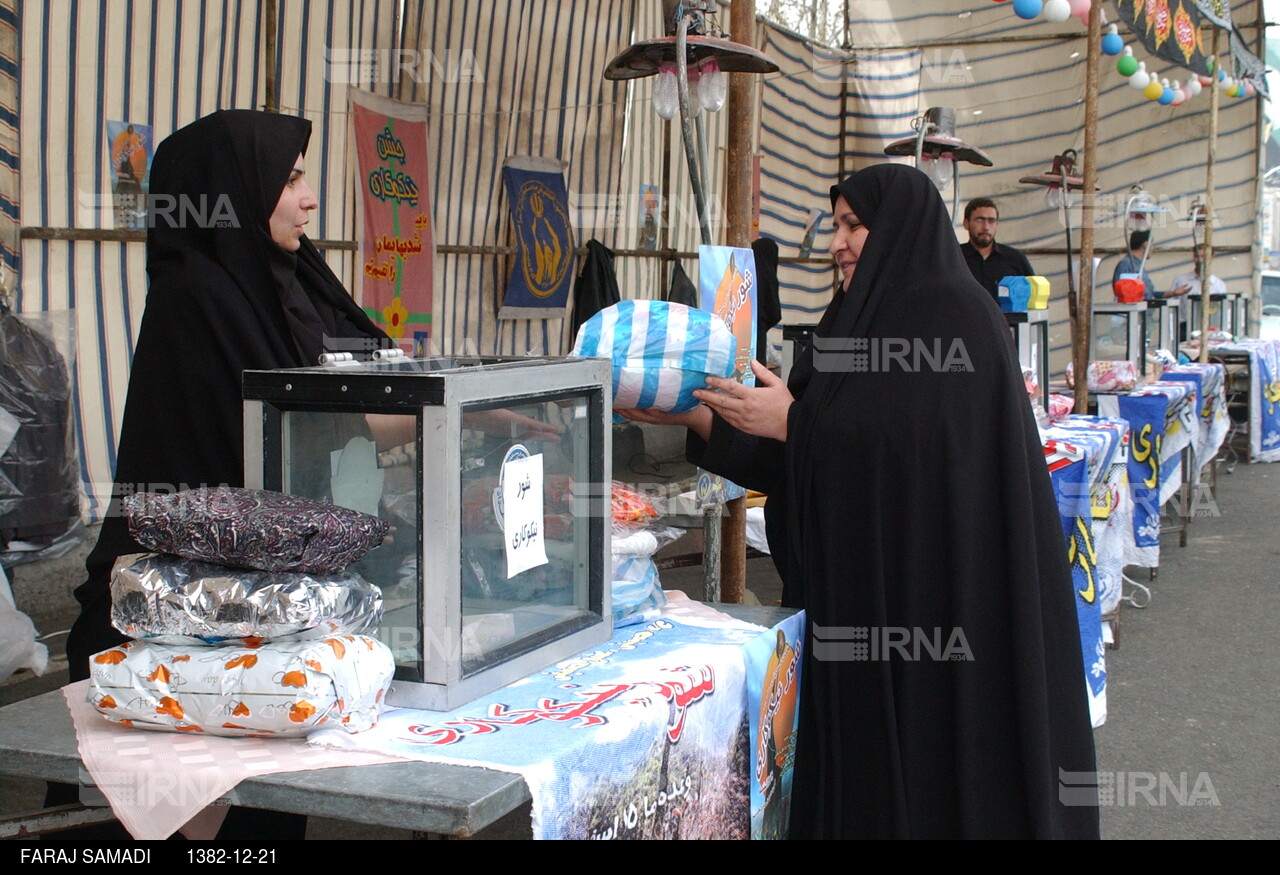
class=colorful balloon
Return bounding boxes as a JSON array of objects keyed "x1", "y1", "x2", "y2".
[
  {"x1": 1043, "y1": 0, "x2": 1071, "y2": 22},
  {"x1": 1012, "y1": 0, "x2": 1044, "y2": 19}
]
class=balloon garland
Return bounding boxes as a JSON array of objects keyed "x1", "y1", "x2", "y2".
[{"x1": 993, "y1": 0, "x2": 1258, "y2": 107}]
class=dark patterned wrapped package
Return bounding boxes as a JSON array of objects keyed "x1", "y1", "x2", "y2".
[
  {"x1": 110, "y1": 552, "x2": 384, "y2": 645},
  {"x1": 123, "y1": 487, "x2": 389, "y2": 574}
]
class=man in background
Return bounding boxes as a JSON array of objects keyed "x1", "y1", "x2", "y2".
[
  {"x1": 960, "y1": 197, "x2": 1035, "y2": 300},
  {"x1": 1112, "y1": 229, "x2": 1193, "y2": 302},
  {"x1": 1168, "y1": 244, "x2": 1224, "y2": 300}
]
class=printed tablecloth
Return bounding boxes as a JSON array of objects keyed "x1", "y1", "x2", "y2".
[
  {"x1": 1160, "y1": 362, "x2": 1228, "y2": 479},
  {"x1": 1098, "y1": 381, "x2": 1196, "y2": 567},
  {"x1": 1212, "y1": 340, "x2": 1280, "y2": 463},
  {"x1": 1042, "y1": 416, "x2": 1130, "y2": 728},
  {"x1": 311, "y1": 595, "x2": 805, "y2": 840}
]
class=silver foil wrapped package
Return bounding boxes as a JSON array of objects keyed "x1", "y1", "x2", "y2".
[
  {"x1": 110, "y1": 553, "x2": 383, "y2": 645},
  {"x1": 87, "y1": 636, "x2": 394, "y2": 737}
]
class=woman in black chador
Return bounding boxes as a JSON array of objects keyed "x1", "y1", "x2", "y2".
[
  {"x1": 58, "y1": 110, "x2": 386, "y2": 840},
  {"x1": 621, "y1": 164, "x2": 1099, "y2": 839}
]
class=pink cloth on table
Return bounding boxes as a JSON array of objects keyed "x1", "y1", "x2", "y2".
[{"x1": 63, "y1": 679, "x2": 406, "y2": 840}]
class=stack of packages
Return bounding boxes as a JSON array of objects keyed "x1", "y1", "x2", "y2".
[
  {"x1": 610, "y1": 482, "x2": 683, "y2": 627},
  {"x1": 88, "y1": 487, "x2": 395, "y2": 738}
]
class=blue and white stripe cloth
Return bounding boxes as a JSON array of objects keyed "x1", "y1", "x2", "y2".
[{"x1": 571, "y1": 300, "x2": 735, "y2": 414}]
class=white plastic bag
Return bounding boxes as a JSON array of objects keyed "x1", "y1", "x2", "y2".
[{"x1": 0, "y1": 563, "x2": 49, "y2": 681}]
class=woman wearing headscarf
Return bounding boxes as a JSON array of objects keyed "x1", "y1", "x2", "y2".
[
  {"x1": 621, "y1": 164, "x2": 1099, "y2": 838},
  {"x1": 56, "y1": 110, "x2": 387, "y2": 839}
]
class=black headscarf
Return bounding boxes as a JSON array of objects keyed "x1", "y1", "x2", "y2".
[{"x1": 68, "y1": 110, "x2": 386, "y2": 678}]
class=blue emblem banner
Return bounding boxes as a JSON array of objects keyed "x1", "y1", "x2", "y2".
[{"x1": 499, "y1": 156, "x2": 576, "y2": 320}]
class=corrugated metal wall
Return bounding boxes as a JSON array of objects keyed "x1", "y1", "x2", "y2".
[{"x1": 8, "y1": 0, "x2": 1268, "y2": 522}]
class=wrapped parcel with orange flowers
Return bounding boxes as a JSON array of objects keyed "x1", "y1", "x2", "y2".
[{"x1": 87, "y1": 634, "x2": 394, "y2": 737}]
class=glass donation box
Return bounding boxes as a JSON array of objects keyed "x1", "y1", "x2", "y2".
[
  {"x1": 242, "y1": 354, "x2": 613, "y2": 710},
  {"x1": 1006, "y1": 310, "x2": 1050, "y2": 411},
  {"x1": 1091, "y1": 301, "x2": 1148, "y2": 375}
]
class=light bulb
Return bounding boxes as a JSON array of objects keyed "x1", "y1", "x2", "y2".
[
  {"x1": 1116, "y1": 46, "x2": 1138, "y2": 77},
  {"x1": 685, "y1": 68, "x2": 704, "y2": 117},
  {"x1": 922, "y1": 153, "x2": 953, "y2": 190},
  {"x1": 1045, "y1": 185, "x2": 1064, "y2": 210},
  {"x1": 1129, "y1": 62, "x2": 1149, "y2": 90},
  {"x1": 1102, "y1": 27, "x2": 1124, "y2": 56},
  {"x1": 697, "y1": 58, "x2": 726, "y2": 112},
  {"x1": 653, "y1": 65, "x2": 678, "y2": 120}
]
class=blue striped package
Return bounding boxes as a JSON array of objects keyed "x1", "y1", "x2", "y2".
[{"x1": 570, "y1": 300, "x2": 736, "y2": 413}]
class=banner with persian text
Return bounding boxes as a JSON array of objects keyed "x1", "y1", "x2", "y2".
[{"x1": 350, "y1": 88, "x2": 434, "y2": 352}]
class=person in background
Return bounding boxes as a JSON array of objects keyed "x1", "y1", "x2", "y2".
[
  {"x1": 1169, "y1": 244, "x2": 1225, "y2": 300},
  {"x1": 960, "y1": 197, "x2": 1035, "y2": 300},
  {"x1": 1113, "y1": 229, "x2": 1191, "y2": 302}
]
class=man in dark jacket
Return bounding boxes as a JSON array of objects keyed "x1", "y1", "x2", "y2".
[{"x1": 961, "y1": 197, "x2": 1035, "y2": 300}]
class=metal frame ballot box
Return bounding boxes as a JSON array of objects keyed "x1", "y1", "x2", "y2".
[
  {"x1": 1160, "y1": 297, "x2": 1184, "y2": 346},
  {"x1": 1144, "y1": 299, "x2": 1169, "y2": 353},
  {"x1": 1092, "y1": 301, "x2": 1148, "y2": 375},
  {"x1": 243, "y1": 354, "x2": 613, "y2": 710},
  {"x1": 1224, "y1": 292, "x2": 1248, "y2": 337},
  {"x1": 1006, "y1": 310, "x2": 1050, "y2": 410},
  {"x1": 1186, "y1": 292, "x2": 1228, "y2": 337}
]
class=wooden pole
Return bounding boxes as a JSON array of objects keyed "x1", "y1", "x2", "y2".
[
  {"x1": 717, "y1": 0, "x2": 757, "y2": 605},
  {"x1": 264, "y1": 0, "x2": 278, "y2": 113},
  {"x1": 1074, "y1": 0, "x2": 1102, "y2": 414},
  {"x1": 1200, "y1": 27, "x2": 1220, "y2": 364}
]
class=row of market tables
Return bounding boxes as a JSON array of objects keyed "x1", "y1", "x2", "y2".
[{"x1": 1042, "y1": 337, "x2": 1280, "y2": 730}]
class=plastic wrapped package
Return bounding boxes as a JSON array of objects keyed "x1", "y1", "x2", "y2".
[
  {"x1": 1047, "y1": 394, "x2": 1075, "y2": 422},
  {"x1": 1064, "y1": 360, "x2": 1139, "y2": 393},
  {"x1": 87, "y1": 635, "x2": 394, "y2": 737},
  {"x1": 0, "y1": 307, "x2": 83, "y2": 566},
  {"x1": 109, "y1": 552, "x2": 383, "y2": 645},
  {"x1": 610, "y1": 525, "x2": 683, "y2": 627},
  {"x1": 570, "y1": 300, "x2": 736, "y2": 414},
  {"x1": 610, "y1": 480, "x2": 658, "y2": 528},
  {"x1": 0, "y1": 562, "x2": 48, "y2": 682},
  {"x1": 123, "y1": 486, "x2": 389, "y2": 574}
]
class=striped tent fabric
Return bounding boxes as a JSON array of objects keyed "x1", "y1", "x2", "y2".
[
  {"x1": 0, "y1": 0, "x2": 15, "y2": 280},
  {"x1": 8, "y1": 0, "x2": 1269, "y2": 525},
  {"x1": 401, "y1": 0, "x2": 639, "y2": 358},
  {"x1": 835, "y1": 0, "x2": 1266, "y2": 369}
]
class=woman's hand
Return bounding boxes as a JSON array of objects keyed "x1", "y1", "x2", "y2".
[
  {"x1": 693, "y1": 360, "x2": 793, "y2": 442},
  {"x1": 615, "y1": 405, "x2": 713, "y2": 442}
]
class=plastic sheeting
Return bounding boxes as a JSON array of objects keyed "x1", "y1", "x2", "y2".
[{"x1": 0, "y1": 306, "x2": 82, "y2": 566}]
